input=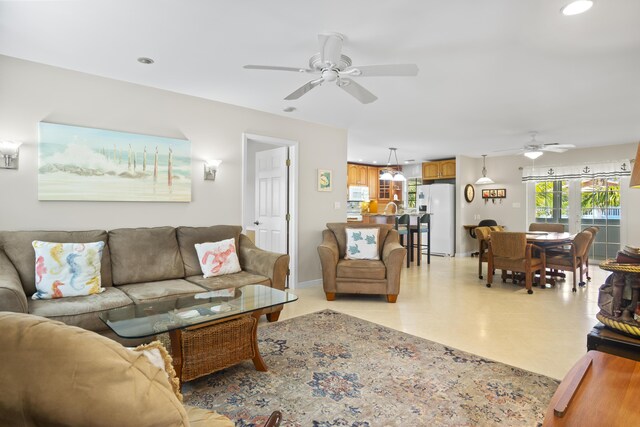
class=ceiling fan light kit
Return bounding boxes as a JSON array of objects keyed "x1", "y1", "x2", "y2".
[
  {"x1": 475, "y1": 155, "x2": 494, "y2": 185},
  {"x1": 244, "y1": 32, "x2": 419, "y2": 104},
  {"x1": 561, "y1": 0, "x2": 594, "y2": 16},
  {"x1": 524, "y1": 150, "x2": 544, "y2": 160}
]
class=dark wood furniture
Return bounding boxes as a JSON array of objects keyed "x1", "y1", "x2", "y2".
[
  {"x1": 587, "y1": 323, "x2": 640, "y2": 361},
  {"x1": 543, "y1": 351, "x2": 640, "y2": 426}
]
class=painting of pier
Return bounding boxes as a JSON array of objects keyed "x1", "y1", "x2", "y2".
[{"x1": 38, "y1": 122, "x2": 191, "y2": 202}]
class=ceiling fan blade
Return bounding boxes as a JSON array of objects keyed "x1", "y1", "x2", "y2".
[
  {"x1": 339, "y1": 78, "x2": 378, "y2": 104},
  {"x1": 284, "y1": 78, "x2": 324, "y2": 100},
  {"x1": 347, "y1": 64, "x2": 419, "y2": 77},
  {"x1": 244, "y1": 65, "x2": 312, "y2": 73},
  {"x1": 541, "y1": 147, "x2": 569, "y2": 153},
  {"x1": 318, "y1": 33, "x2": 343, "y2": 66}
]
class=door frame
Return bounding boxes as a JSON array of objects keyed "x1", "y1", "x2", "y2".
[{"x1": 242, "y1": 133, "x2": 298, "y2": 289}]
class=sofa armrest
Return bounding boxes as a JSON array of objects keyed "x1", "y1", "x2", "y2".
[
  {"x1": 0, "y1": 250, "x2": 28, "y2": 313},
  {"x1": 238, "y1": 234, "x2": 289, "y2": 291}
]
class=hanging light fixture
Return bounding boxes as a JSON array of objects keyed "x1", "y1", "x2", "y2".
[
  {"x1": 379, "y1": 147, "x2": 406, "y2": 181},
  {"x1": 475, "y1": 154, "x2": 494, "y2": 185}
]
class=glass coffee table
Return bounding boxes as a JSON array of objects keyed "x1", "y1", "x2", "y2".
[{"x1": 100, "y1": 284, "x2": 297, "y2": 384}]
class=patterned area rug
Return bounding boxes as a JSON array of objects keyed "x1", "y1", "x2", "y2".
[{"x1": 183, "y1": 310, "x2": 558, "y2": 426}]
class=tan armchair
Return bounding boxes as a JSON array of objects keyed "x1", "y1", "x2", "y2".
[
  {"x1": 487, "y1": 232, "x2": 546, "y2": 294},
  {"x1": 0, "y1": 312, "x2": 281, "y2": 427},
  {"x1": 318, "y1": 223, "x2": 406, "y2": 303}
]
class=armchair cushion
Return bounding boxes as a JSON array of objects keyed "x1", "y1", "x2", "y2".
[
  {"x1": 327, "y1": 223, "x2": 392, "y2": 259},
  {"x1": 337, "y1": 259, "x2": 386, "y2": 280},
  {"x1": 344, "y1": 228, "x2": 379, "y2": 260}
]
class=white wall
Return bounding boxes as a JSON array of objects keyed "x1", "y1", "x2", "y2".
[
  {"x1": 0, "y1": 55, "x2": 348, "y2": 283},
  {"x1": 455, "y1": 144, "x2": 640, "y2": 255}
]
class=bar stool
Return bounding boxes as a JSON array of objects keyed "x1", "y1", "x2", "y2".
[
  {"x1": 395, "y1": 214, "x2": 411, "y2": 268},
  {"x1": 410, "y1": 213, "x2": 431, "y2": 265}
]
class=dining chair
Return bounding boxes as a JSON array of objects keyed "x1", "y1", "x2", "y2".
[
  {"x1": 410, "y1": 213, "x2": 431, "y2": 266},
  {"x1": 487, "y1": 232, "x2": 546, "y2": 294},
  {"x1": 529, "y1": 223, "x2": 565, "y2": 233},
  {"x1": 395, "y1": 214, "x2": 411, "y2": 268},
  {"x1": 474, "y1": 226, "x2": 492, "y2": 279},
  {"x1": 545, "y1": 230, "x2": 593, "y2": 292},
  {"x1": 478, "y1": 219, "x2": 498, "y2": 228}
]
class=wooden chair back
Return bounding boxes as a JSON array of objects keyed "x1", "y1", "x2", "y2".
[
  {"x1": 529, "y1": 223, "x2": 565, "y2": 233},
  {"x1": 490, "y1": 232, "x2": 527, "y2": 258}
]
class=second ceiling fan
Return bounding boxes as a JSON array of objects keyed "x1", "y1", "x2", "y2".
[{"x1": 244, "y1": 32, "x2": 419, "y2": 104}]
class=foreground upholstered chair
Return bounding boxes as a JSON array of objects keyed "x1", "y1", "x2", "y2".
[
  {"x1": 0, "y1": 312, "x2": 280, "y2": 427},
  {"x1": 318, "y1": 223, "x2": 406, "y2": 302},
  {"x1": 487, "y1": 232, "x2": 546, "y2": 294}
]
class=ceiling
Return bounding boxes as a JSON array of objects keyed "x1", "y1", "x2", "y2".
[{"x1": 1, "y1": 0, "x2": 639, "y2": 164}]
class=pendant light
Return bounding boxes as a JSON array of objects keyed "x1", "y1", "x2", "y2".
[
  {"x1": 475, "y1": 154, "x2": 494, "y2": 185},
  {"x1": 380, "y1": 147, "x2": 406, "y2": 181}
]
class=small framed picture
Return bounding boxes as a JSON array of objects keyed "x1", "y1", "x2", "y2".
[
  {"x1": 497, "y1": 189, "x2": 506, "y2": 198},
  {"x1": 318, "y1": 169, "x2": 332, "y2": 192},
  {"x1": 482, "y1": 189, "x2": 490, "y2": 198},
  {"x1": 489, "y1": 189, "x2": 497, "y2": 197}
]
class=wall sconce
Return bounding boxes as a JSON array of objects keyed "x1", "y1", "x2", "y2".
[
  {"x1": 0, "y1": 141, "x2": 22, "y2": 170},
  {"x1": 204, "y1": 160, "x2": 221, "y2": 181}
]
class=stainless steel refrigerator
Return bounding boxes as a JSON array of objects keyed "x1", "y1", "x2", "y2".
[{"x1": 417, "y1": 183, "x2": 455, "y2": 256}]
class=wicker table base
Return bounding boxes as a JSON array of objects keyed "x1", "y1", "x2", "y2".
[{"x1": 168, "y1": 311, "x2": 267, "y2": 384}]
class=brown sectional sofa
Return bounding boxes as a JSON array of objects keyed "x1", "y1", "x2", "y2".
[{"x1": 0, "y1": 225, "x2": 289, "y2": 343}]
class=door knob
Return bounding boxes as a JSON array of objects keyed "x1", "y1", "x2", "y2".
[{"x1": 253, "y1": 221, "x2": 260, "y2": 226}]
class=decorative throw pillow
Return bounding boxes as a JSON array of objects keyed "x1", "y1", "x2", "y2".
[
  {"x1": 31, "y1": 241, "x2": 105, "y2": 300},
  {"x1": 130, "y1": 341, "x2": 182, "y2": 402},
  {"x1": 345, "y1": 228, "x2": 380, "y2": 260},
  {"x1": 195, "y1": 238, "x2": 241, "y2": 278}
]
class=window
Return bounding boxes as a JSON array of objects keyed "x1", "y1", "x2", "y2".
[
  {"x1": 580, "y1": 178, "x2": 620, "y2": 259},
  {"x1": 534, "y1": 180, "x2": 568, "y2": 224}
]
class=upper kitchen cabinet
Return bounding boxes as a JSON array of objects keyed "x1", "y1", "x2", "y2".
[
  {"x1": 422, "y1": 159, "x2": 456, "y2": 180},
  {"x1": 367, "y1": 166, "x2": 378, "y2": 199},
  {"x1": 347, "y1": 163, "x2": 369, "y2": 186}
]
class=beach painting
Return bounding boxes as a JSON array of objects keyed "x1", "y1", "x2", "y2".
[{"x1": 38, "y1": 122, "x2": 191, "y2": 202}]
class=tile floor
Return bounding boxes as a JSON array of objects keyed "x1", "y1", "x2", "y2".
[{"x1": 278, "y1": 255, "x2": 608, "y2": 380}]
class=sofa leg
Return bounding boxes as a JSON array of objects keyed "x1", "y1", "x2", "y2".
[
  {"x1": 386, "y1": 294, "x2": 398, "y2": 303},
  {"x1": 266, "y1": 311, "x2": 281, "y2": 322},
  {"x1": 325, "y1": 292, "x2": 336, "y2": 301}
]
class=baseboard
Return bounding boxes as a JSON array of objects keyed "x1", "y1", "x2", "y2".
[
  {"x1": 456, "y1": 252, "x2": 473, "y2": 257},
  {"x1": 293, "y1": 279, "x2": 323, "y2": 289}
]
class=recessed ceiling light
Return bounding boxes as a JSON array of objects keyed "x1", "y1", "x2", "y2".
[
  {"x1": 358, "y1": 159, "x2": 363, "y2": 162},
  {"x1": 561, "y1": 0, "x2": 593, "y2": 16},
  {"x1": 137, "y1": 57, "x2": 154, "y2": 64},
  {"x1": 372, "y1": 161, "x2": 377, "y2": 164},
  {"x1": 283, "y1": 106, "x2": 296, "y2": 113}
]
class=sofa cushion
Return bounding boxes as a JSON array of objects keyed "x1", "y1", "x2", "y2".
[
  {"x1": 327, "y1": 223, "x2": 392, "y2": 260},
  {"x1": 337, "y1": 259, "x2": 386, "y2": 280},
  {"x1": 32, "y1": 240, "x2": 106, "y2": 300},
  {"x1": 186, "y1": 271, "x2": 270, "y2": 291},
  {"x1": 28, "y1": 286, "x2": 133, "y2": 332},
  {"x1": 176, "y1": 225, "x2": 243, "y2": 277},
  {"x1": 109, "y1": 227, "x2": 185, "y2": 285},
  {"x1": 0, "y1": 312, "x2": 191, "y2": 427},
  {"x1": 0, "y1": 230, "x2": 113, "y2": 296},
  {"x1": 195, "y1": 239, "x2": 241, "y2": 278},
  {"x1": 117, "y1": 279, "x2": 207, "y2": 304}
]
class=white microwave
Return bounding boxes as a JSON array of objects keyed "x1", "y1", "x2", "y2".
[{"x1": 348, "y1": 186, "x2": 370, "y2": 202}]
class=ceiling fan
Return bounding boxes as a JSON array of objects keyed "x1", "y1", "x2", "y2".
[
  {"x1": 495, "y1": 132, "x2": 576, "y2": 159},
  {"x1": 243, "y1": 32, "x2": 419, "y2": 104}
]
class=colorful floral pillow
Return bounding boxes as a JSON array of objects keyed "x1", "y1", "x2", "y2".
[
  {"x1": 194, "y1": 238, "x2": 241, "y2": 278},
  {"x1": 31, "y1": 241, "x2": 105, "y2": 300},
  {"x1": 345, "y1": 228, "x2": 379, "y2": 260}
]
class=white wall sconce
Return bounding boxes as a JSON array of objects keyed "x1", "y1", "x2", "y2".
[
  {"x1": 204, "y1": 159, "x2": 222, "y2": 181},
  {"x1": 0, "y1": 141, "x2": 22, "y2": 170}
]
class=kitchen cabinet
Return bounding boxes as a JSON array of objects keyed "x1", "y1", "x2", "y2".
[
  {"x1": 347, "y1": 163, "x2": 369, "y2": 186},
  {"x1": 367, "y1": 166, "x2": 378, "y2": 199},
  {"x1": 378, "y1": 166, "x2": 403, "y2": 203},
  {"x1": 422, "y1": 159, "x2": 456, "y2": 180}
]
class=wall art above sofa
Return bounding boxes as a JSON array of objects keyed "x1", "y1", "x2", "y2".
[{"x1": 38, "y1": 122, "x2": 191, "y2": 202}]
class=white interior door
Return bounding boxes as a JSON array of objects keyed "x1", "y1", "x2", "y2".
[{"x1": 254, "y1": 146, "x2": 288, "y2": 253}]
